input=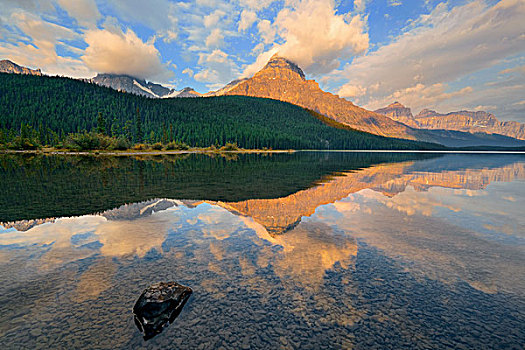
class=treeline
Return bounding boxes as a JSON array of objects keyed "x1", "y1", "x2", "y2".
[{"x1": 0, "y1": 73, "x2": 442, "y2": 150}]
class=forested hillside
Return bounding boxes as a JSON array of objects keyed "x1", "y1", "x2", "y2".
[{"x1": 0, "y1": 73, "x2": 440, "y2": 150}]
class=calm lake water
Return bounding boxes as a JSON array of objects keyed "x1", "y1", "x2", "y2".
[{"x1": 1, "y1": 152, "x2": 524, "y2": 349}]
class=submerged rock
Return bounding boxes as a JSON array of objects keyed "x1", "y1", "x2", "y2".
[{"x1": 133, "y1": 282, "x2": 192, "y2": 340}]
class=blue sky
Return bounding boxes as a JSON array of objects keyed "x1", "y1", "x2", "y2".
[{"x1": 0, "y1": 0, "x2": 524, "y2": 121}]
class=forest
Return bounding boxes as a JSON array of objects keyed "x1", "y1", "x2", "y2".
[{"x1": 0, "y1": 73, "x2": 442, "y2": 150}]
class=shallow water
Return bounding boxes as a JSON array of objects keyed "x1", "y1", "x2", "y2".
[{"x1": 0, "y1": 152, "x2": 524, "y2": 349}]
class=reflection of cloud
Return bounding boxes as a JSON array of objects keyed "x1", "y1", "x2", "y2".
[
  {"x1": 74, "y1": 258, "x2": 116, "y2": 302},
  {"x1": 195, "y1": 206, "x2": 243, "y2": 240},
  {"x1": 0, "y1": 207, "x2": 179, "y2": 270},
  {"x1": 0, "y1": 216, "x2": 105, "y2": 270},
  {"x1": 254, "y1": 221, "x2": 357, "y2": 290},
  {"x1": 330, "y1": 184, "x2": 525, "y2": 295},
  {"x1": 96, "y1": 212, "x2": 174, "y2": 257},
  {"x1": 381, "y1": 186, "x2": 461, "y2": 216}
]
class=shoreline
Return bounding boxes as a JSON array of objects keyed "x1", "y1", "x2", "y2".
[
  {"x1": 1, "y1": 148, "x2": 524, "y2": 156},
  {"x1": 0, "y1": 148, "x2": 296, "y2": 156}
]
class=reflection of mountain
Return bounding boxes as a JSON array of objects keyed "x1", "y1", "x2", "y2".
[
  {"x1": 215, "y1": 155, "x2": 525, "y2": 234},
  {"x1": 1, "y1": 218, "x2": 56, "y2": 231},
  {"x1": 1, "y1": 199, "x2": 180, "y2": 232},
  {"x1": 101, "y1": 199, "x2": 181, "y2": 220}
]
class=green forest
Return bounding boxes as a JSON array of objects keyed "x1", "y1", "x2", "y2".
[{"x1": 0, "y1": 73, "x2": 442, "y2": 150}]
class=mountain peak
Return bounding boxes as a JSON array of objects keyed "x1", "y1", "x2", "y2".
[
  {"x1": 260, "y1": 55, "x2": 306, "y2": 80},
  {"x1": 388, "y1": 101, "x2": 406, "y2": 108},
  {"x1": 375, "y1": 102, "x2": 418, "y2": 128},
  {"x1": 0, "y1": 59, "x2": 42, "y2": 76},
  {"x1": 417, "y1": 109, "x2": 438, "y2": 118}
]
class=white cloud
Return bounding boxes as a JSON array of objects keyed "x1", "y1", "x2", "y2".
[
  {"x1": 0, "y1": 10, "x2": 92, "y2": 77},
  {"x1": 276, "y1": 0, "x2": 368, "y2": 74},
  {"x1": 369, "y1": 83, "x2": 474, "y2": 113},
  {"x1": 237, "y1": 0, "x2": 278, "y2": 11},
  {"x1": 241, "y1": 46, "x2": 280, "y2": 77},
  {"x1": 105, "y1": 0, "x2": 180, "y2": 45},
  {"x1": 244, "y1": 0, "x2": 369, "y2": 77},
  {"x1": 194, "y1": 49, "x2": 240, "y2": 88},
  {"x1": 387, "y1": 0, "x2": 402, "y2": 6},
  {"x1": 204, "y1": 9, "x2": 226, "y2": 28},
  {"x1": 238, "y1": 10, "x2": 257, "y2": 32},
  {"x1": 353, "y1": 0, "x2": 369, "y2": 13},
  {"x1": 336, "y1": 0, "x2": 525, "y2": 117},
  {"x1": 105, "y1": 0, "x2": 177, "y2": 30},
  {"x1": 205, "y1": 28, "x2": 224, "y2": 48},
  {"x1": 182, "y1": 67, "x2": 194, "y2": 77},
  {"x1": 250, "y1": 42, "x2": 265, "y2": 56},
  {"x1": 162, "y1": 29, "x2": 178, "y2": 43},
  {"x1": 81, "y1": 27, "x2": 173, "y2": 81},
  {"x1": 56, "y1": 0, "x2": 101, "y2": 28},
  {"x1": 257, "y1": 19, "x2": 276, "y2": 44},
  {"x1": 337, "y1": 84, "x2": 367, "y2": 98}
]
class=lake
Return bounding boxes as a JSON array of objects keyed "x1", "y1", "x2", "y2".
[{"x1": 0, "y1": 152, "x2": 524, "y2": 349}]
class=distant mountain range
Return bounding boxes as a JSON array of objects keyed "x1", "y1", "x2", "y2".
[
  {"x1": 1, "y1": 58, "x2": 525, "y2": 147},
  {"x1": 92, "y1": 73, "x2": 201, "y2": 98},
  {"x1": 376, "y1": 102, "x2": 525, "y2": 141}
]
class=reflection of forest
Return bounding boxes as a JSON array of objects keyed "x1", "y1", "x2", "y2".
[{"x1": 0, "y1": 152, "x2": 438, "y2": 222}]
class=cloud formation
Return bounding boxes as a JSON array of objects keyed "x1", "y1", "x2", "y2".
[
  {"x1": 194, "y1": 49, "x2": 240, "y2": 89},
  {"x1": 0, "y1": 10, "x2": 91, "y2": 77},
  {"x1": 244, "y1": 0, "x2": 369, "y2": 77},
  {"x1": 238, "y1": 10, "x2": 257, "y2": 32},
  {"x1": 56, "y1": 0, "x2": 101, "y2": 28},
  {"x1": 336, "y1": 0, "x2": 525, "y2": 116},
  {"x1": 82, "y1": 27, "x2": 172, "y2": 80}
]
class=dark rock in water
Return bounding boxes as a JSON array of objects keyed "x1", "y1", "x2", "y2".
[{"x1": 133, "y1": 282, "x2": 192, "y2": 340}]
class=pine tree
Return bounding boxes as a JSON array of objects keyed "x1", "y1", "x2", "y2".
[
  {"x1": 135, "y1": 107, "x2": 142, "y2": 143},
  {"x1": 97, "y1": 112, "x2": 106, "y2": 135}
]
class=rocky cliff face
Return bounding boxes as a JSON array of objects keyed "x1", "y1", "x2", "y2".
[
  {"x1": 374, "y1": 102, "x2": 419, "y2": 128},
  {"x1": 0, "y1": 60, "x2": 42, "y2": 76},
  {"x1": 414, "y1": 109, "x2": 525, "y2": 140},
  {"x1": 376, "y1": 102, "x2": 525, "y2": 140},
  {"x1": 219, "y1": 55, "x2": 418, "y2": 140}
]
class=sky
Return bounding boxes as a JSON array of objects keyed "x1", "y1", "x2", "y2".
[{"x1": 0, "y1": 0, "x2": 524, "y2": 121}]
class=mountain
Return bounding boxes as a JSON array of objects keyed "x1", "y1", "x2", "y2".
[
  {"x1": 204, "y1": 78, "x2": 248, "y2": 97},
  {"x1": 0, "y1": 59, "x2": 42, "y2": 76},
  {"x1": 215, "y1": 55, "x2": 418, "y2": 140},
  {"x1": 92, "y1": 74, "x2": 202, "y2": 99},
  {"x1": 92, "y1": 73, "x2": 170, "y2": 98},
  {"x1": 376, "y1": 102, "x2": 525, "y2": 141},
  {"x1": 374, "y1": 102, "x2": 418, "y2": 128},
  {"x1": 414, "y1": 109, "x2": 525, "y2": 140},
  {"x1": 170, "y1": 87, "x2": 202, "y2": 98}
]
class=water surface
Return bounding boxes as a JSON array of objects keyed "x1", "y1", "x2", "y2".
[{"x1": 1, "y1": 152, "x2": 524, "y2": 349}]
